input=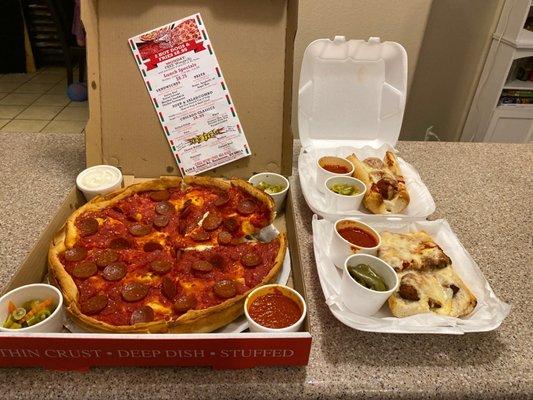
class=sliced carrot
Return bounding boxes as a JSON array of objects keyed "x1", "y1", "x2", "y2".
[
  {"x1": 21, "y1": 298, "x2": 53, "y2": 323},
  {"x1": 7, "y1": 301, "x2": 16, "y2": 314}
]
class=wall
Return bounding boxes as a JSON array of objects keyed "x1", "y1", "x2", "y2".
[
  {"x1": 292, "y1": 0, "x2": 433, "y2": 138},
  {"x1": 292, "y1": 0, "x2": 503, "y2": 142},
  {"x1": 401, "y1": 0, "x2": 503, "y2": 141}
]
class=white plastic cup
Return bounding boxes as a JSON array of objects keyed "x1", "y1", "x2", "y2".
[
  {"x1": 0, "y1": 284, "x2": 64, "y2": 333},
  {"x1": 324, "y1": 176, "x2": 366, "y2": 212},
  {"x1": 329, "y1": 219, "x2": 381, "y2": 268},
  {"x1": 340, "y1": 254, "x2": 399, "y2": 316},
  {"x1": 316, "y1": 156, "x2": 354, "y2": 193},
  {"x1": 248, "y1": 172, "x2": 290, "y2": 214},
  {"x1": 244, "y1": 284, "x2": 306, "y2": 333},
  {"x1": 76, "y1": 165, "x2": 123, "y2": 201}
]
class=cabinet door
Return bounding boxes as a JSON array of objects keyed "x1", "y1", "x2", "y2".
[{"x1": 485, "y1": 106, "x2": 533, "y2": 143}]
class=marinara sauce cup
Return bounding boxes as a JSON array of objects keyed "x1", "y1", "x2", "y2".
[
  {"x1": 329, "y1": 219, "x2": 381, "y2": 268},
  {"x1": 244, "y1": 284, "x2": 306, "y2": 333},
  {"x1": 316, "y1": 156, "x2": 354, "y2": 193}
]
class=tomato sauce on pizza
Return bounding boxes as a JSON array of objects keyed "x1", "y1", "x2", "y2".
[{"x1": 49, "y1": 177, "x2": 285, "y2": 332}]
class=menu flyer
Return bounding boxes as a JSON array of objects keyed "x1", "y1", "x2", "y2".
[{"x1": 129, "y1": 13, "x2": 250, "y2": 175}]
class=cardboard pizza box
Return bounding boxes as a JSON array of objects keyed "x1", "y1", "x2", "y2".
[
  {"x1": 0, "y1": 0, "x2": 311, "y2": 370},
  {"x1": 84, "y1": 0, "x2": 297, "y2": 178}
]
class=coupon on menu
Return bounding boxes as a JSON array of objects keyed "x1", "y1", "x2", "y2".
[{"x1": 129, "y1": 14, "x2": 250, "y2": 175}]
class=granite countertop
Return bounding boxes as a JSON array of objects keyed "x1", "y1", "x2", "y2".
[{"x1": 0, "y1": 133, "x2": 531, "y2": 399}]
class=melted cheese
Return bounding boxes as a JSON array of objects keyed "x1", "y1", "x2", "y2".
[
  {"x1": 379, "y1": 231, "x2": 449, "y2": 272},
  {"x1": 146, "y1": 301, "x2": 172, "y2": 315},
  {"x1": 137, "y1": 273, "x2": 156, "y2": 284},
  {"x1": 241, "y1": 220, "x2": 255, "y2": 235}
]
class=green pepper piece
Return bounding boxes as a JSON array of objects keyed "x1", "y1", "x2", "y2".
[
  {"x1": 348, "y1": 264, "x2": 388, "y2": 291},
  {"x1": 9, "y1": 322, "x2": 22, "y2": 329},
  {"x1": 12, "y1": 307, "x2": 27, "y2": 321},
  {"x1": 3, "y1": 314, "x2": 15, "y2": 328},
  {"x1": 26, "y1": 316, "x2": 41, "y2": 326},
  {"x1": 37, "y1": 309, "x2": 52, "y2": 321},
  {"x1": 22, "y1": 300, "x2": 38, "y2": 312}
]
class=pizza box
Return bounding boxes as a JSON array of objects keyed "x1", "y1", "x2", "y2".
[
  {"x1": 0, "y1": 184, "x2": 311, "y2": 370},
  {"x1": 297, "y1": 36, "x2": 436, "y2": 220},
  {"x1": 0, "y1": 1, "x2": 312, "y2": 370},
  {"x1": 311, "y1": 215, "x2": 510, "y2": 334},
  {"x1": 84, "y1": 0, "x2": 297, "y2": 178}
]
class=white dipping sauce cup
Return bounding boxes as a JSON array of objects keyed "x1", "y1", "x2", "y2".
[
  {"x1": 0, "y1": 284, "x2": 64, "y2": 333},
  {"x1": 324, "y1": 176, "x2": 366, "y2": 212},
  {"x1": 329, "y1": 219, "x2": 381, "y2": 268},
  {"x1": 245, "y1": 284, "x2": 306, "y2": 333},
  {"x1": 316, "y1": 156, "x2": 354, "y2": 193},
  {"x1": 248, "y1": 172, "x2": 289, "y2": 215},
  {"x1": 76, "y1": 165, "x2": 123, "y2": 201},
  {"x1": 340, "y1": 254, "x2": 399, "y2": 316}
]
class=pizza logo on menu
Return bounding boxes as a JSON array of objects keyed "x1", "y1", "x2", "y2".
[{"x1": 187, "y1": 128, "x2": 225, "y2": 145}]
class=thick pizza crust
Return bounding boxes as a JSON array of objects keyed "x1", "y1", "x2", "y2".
[
  {"x1": 346, "y1": 151, "x2": 410, "y2": 214},
  {"x1": 48, "y1": 177, "x2": 285, "y2": 333}
]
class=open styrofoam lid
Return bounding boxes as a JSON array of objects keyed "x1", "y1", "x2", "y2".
[{"x1": 298, "y1": 36, "x2": 407, "y2": 149}]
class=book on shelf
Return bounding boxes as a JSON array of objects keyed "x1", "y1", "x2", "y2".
[{"x1": 499, "y1": 96, "x2": 533, "y2": 105}]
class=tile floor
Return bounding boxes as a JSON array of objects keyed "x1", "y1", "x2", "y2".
[{"x1": 0, "y1": 67, "x2": 88, "y2": 134}]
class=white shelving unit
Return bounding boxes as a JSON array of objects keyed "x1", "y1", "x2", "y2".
[{"x1": 462, "y1": 0, "x2": 533, "y2": 143}]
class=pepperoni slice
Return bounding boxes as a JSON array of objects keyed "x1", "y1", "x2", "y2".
[
  {"x1": 81, "y1": 294, "x2": 108, "y2": 315},
  {"x1": 241, "y1": 251, "x2": 262, "y2": 267},
  {"x1": 214, "y1": 192, "x2": 229, "y2": 207},
  {"x1": 130, "y1": 306, "x2": 155, "y2": 325},
  {"x1": 72, "y1": 261, "x2": 97, "y2": 279},
  {"x1": 161, "y1": 276, "x2": 177, "y2": 300},
  {"x1": 153, "y1": 214, "x2": 170, "y2": 228},
  {"x1": 192, "y1": 260, "x2": 213, "y2": 272},
  {"x1": 128, "y1": 223, "x2": 150, "y2": 237},
  {"x1": 64, "y1": 247, "x2": 87, "y2": 262},
  {"x1": 217, "y1": 231, "x2": 232, "y2": 245},
  {"x1": 95, "y1": 249, "x2": 118, "y2": 268},
  {"x1": 102, "y1": 262, "x2": 127, "y2": 281},
  {"x1": 210, "y1": 254, "x2": 224, "y2": 268},
  {"x1": 79, "y1": 218, "x2": 99, "y2": 237},
  {"x1": 202, "y1": 213, "x2": 222, "y2": 231},
  {"x1": 143, "y1": 241, "x2": 163, "y2": 252},
  {"x1": 189, "y1": 229, "x2": 210, "y2": 242},
  {"x1": 213, "y1": 280, "x2": 237, "y2": 299},
  {"x1": 149, "y1": 190, "x2": 170, "y2": 202},
  {"x1": 109, "y1": 237, "x2": 130, "y2": 249},
  {"x1": 121, "y1": 282, "x2": 149, "y2": 302},
  {"x1": 150, "y1": 260, "x2": 172, "y2": 275},
  {"x1": 237, "y1": 199, "x2": 256, "y2": 215},
  {"x1": 155, "y1": 201, "x2": 174, "y2": 215},
  {"x1": 174, "y1": 295, "x2": 197, "y2": 313},
  {"x1": 223, "y1": 217, "x2": 239, "y2": 232}
]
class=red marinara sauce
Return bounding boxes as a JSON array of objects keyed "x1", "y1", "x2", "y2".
[
  {"x1": 248, "y1": 288, "x2": 302, "y2": 329},
  {"x1": 338, "y1": 227, "x2": 377, "y2": 248},
  {"x1": 321, "y1": 164, "x2": 349, "y2": 174}
]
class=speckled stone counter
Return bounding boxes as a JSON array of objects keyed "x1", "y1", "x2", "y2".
[{"x1": 0, "y1": 134, "x2": 531, "y2": 399}]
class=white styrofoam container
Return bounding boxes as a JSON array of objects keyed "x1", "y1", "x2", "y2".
[
  {"x1": 311, "y1": 215, "x2": 510, "y2": 334},
  {"x1": 299, "y1": 144, "x2": 435, "y2": 221},
  {"x1": 297, "y1": 36, "x2": 435, "y2": 219}
]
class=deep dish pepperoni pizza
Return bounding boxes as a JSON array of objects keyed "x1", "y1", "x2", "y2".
[{"x1": 48, "y1": 176, "x2": 286, "y2": 333}]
